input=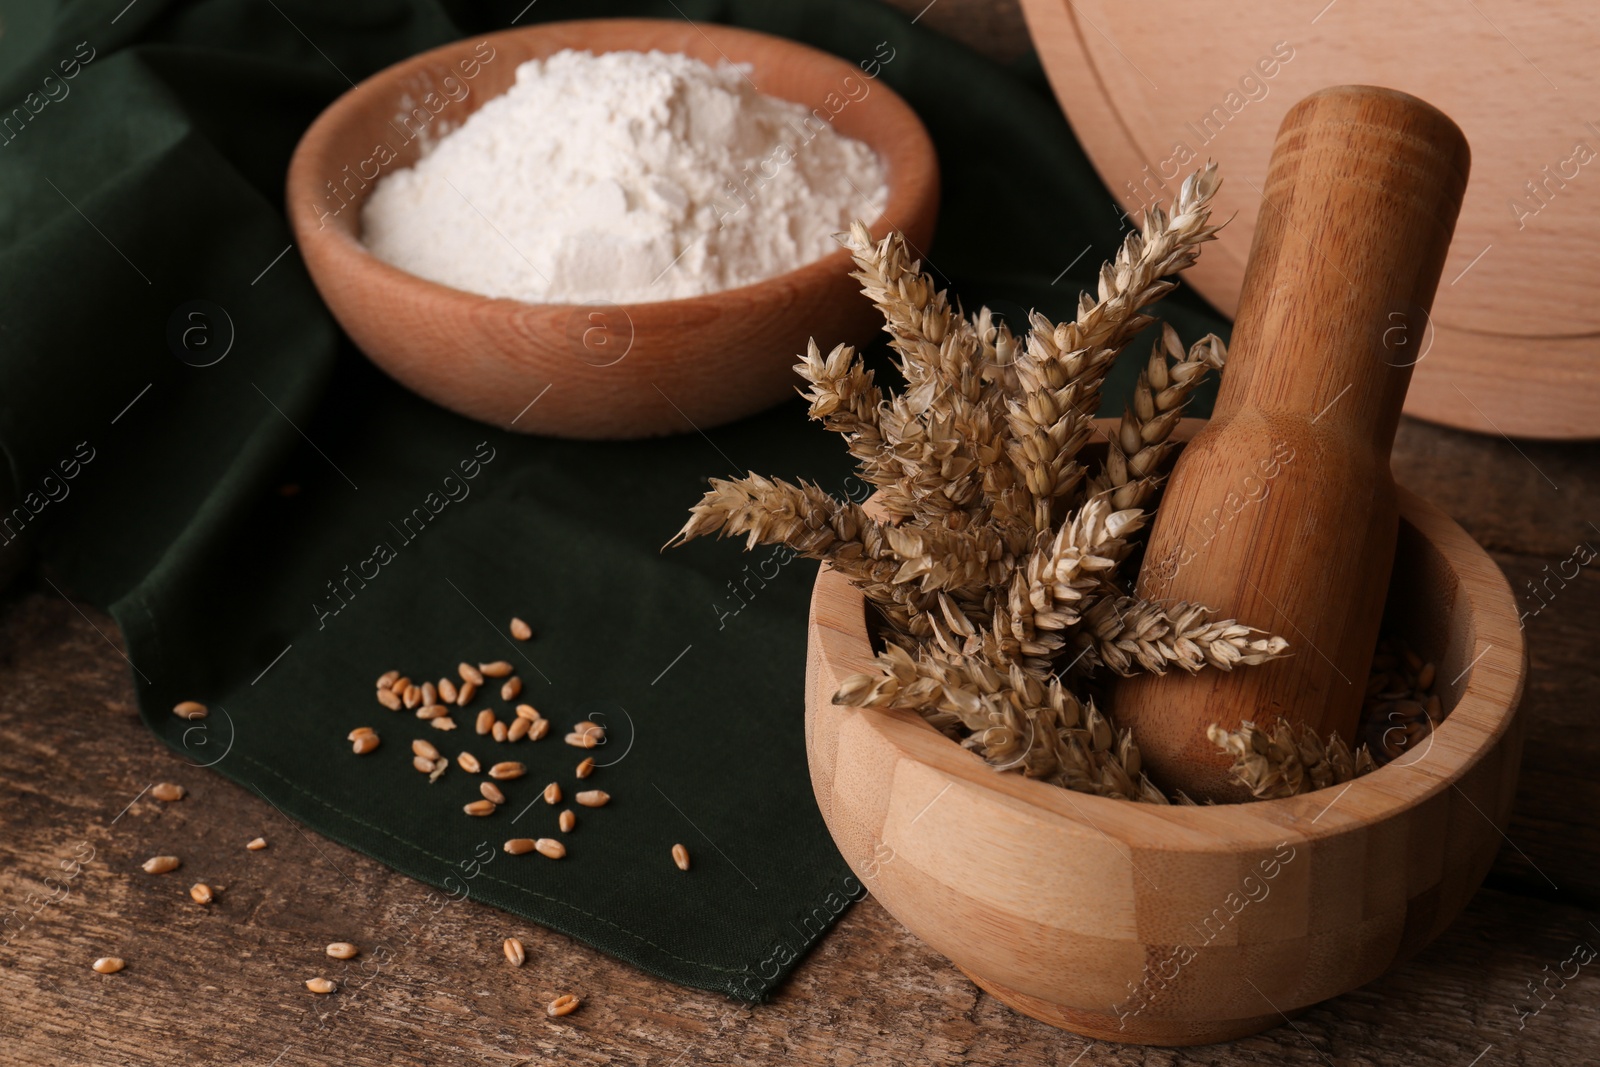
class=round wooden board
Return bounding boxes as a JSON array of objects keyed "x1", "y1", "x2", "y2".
[{"x1": 1018, "y1": 0, "x2": 1600, "y2": 439}]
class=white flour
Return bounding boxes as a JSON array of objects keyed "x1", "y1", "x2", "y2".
[{"x1": 361, "y1": 49, "x2": 889, "y2": 304}]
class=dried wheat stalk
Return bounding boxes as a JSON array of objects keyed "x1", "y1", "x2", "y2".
[
  {"x1": 1207, "y1": 635, "x2": 1446, "y2": 799},
  {"x1": 1207, "y1": 720, "x2": 1376, "y2": 800},
  {"x1": 674, "y1": 163, "x2": 1303, "y2": 803}
]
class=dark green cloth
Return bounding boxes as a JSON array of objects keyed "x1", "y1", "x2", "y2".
[{"x1": 0, "y1": 0, "x2": 1225, "y2": 999}]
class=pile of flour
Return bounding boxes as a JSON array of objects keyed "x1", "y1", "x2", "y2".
[{"x1": 361, "y1": 49, "x2": 889, "y2": 304}]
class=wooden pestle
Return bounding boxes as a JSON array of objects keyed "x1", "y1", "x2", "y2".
[{"x1": 1112, "y1": 86, "x2": 1469, "y2": 802}]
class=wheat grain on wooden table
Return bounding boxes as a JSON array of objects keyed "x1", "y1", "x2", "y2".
[{"x1": 0, "y1": 416, "x2": 1597, "y2": 1066}]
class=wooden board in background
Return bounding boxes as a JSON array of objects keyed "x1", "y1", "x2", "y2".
[{"x1": 1019, "y1": 0, "x2": 1600, "y2": 439}]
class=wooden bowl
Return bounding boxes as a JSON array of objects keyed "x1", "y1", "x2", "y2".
[
  {"x1": 285, "y1": 20, "x2": 938, "y2": 439},
  {"x1": 1017, "y1": 0, "x2": 1600, "y2": 439},
  {"x1": 805, "y1": 420, "x2": 1525, "y2": 1046}
]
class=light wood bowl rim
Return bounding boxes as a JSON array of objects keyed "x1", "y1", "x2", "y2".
[
  {"x1": 284, "y1": 18, "x2": 937, "y2": 319},
  {"x1": 808, "y1": 418, "x2": 1525, "y2": 846}
]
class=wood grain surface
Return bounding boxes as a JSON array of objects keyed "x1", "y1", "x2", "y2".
[{"x1": 0, "y1": 420, "x2": 1595, "y2": 1066}]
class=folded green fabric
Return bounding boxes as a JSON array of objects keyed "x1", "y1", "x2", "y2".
[{"x1": 0, "y1": 0, "x2": 1224, "y2": 998}]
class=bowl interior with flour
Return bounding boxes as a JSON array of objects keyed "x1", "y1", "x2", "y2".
[{"x1": 287, "y1": 19, "x2": 940, "y2": 439}]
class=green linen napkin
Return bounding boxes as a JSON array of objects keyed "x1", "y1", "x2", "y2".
[{"x1": 0, "y1": 0, "x2": 1225, "y2": 999}]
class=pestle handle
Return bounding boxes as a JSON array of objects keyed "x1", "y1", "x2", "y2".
[{"x1": 1114, "y1": 85, "x2": 1470, "y2": 802}]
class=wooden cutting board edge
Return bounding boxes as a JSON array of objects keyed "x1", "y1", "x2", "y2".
[{"x1": 1016, "y1": 0, "x2": 1600, "y2": 441}]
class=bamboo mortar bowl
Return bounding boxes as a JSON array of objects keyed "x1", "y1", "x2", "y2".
[
  {"x1": 285, "y1": 20, "x2": 938, "y2": 439},
  {"x1": 805, "y1": 419, "x2": 1525, "y2": 1047}
]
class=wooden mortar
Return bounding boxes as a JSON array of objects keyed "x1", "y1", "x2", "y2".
[
  {"x1": 1113, "y1": 86, "x2": 1470, "y2": 801},
  {"x1": 804, "y1": 420, "x2": 1524, "y2": 1046}
]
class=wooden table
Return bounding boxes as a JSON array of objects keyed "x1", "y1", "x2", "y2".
[
  {"x1": 3, "y1": 421, "x2": 1596, "y2": 1067},
  {"x1": 6, "y1": 7, "x2": 1599, "y2": 1064}
]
